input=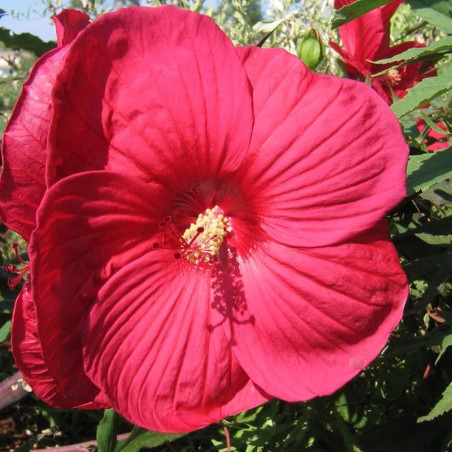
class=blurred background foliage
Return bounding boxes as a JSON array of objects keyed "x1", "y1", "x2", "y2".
[{"x1": 0, "y1": 0, "x2": 451, "y2": 450}]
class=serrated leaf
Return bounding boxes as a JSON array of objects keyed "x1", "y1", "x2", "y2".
[
  {"x1": 0, "y1": 320, "x2": 11, "y2": 341},
  {"x1": 0, "y1": 27, "x2": 54, "y2": 56},
  {"x1": 418, "y1": 381, "x2": 452, "y2": 422},
  {"x1": 406, "y1": 0, "x2": 452, "y2": 34},
  {"x1": 391, "y1": 67, "x2": 452, "y2": 117},
  {"x1": 420, "y1": 178, "x2": 452, "y2": 205},
  {"x1": 116, "y1": 428, "x2": 186, "y2": 451},
  {"x1": 97, "y1": 409, "x2": 118, "y2": 452},
  {"x1": 415, "y1": 232, "x2": 452, "y2": 245},
  {"x1": 332, "y1": 0, "x2": 394, "y2": 28},
  {"x1": 372, "y1": 36, "x2": 452, "y2": 66},
  {"x1": 406, "y1": 149, "x2": 452, "y2": 194}
]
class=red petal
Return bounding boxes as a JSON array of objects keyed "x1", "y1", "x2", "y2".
[
  {"x1": 0, "y1": 12, "x2": 87, "y2": 240},
  {"x1": 238, "y1": 47, "x2": 408, "y2": 247},
  {"x1": 83, "y1": 251, "x2": 268, "y2": 432},
  {"x1": 47, "y1": 7, "x2": 253, "y2": 190},
  {"x1": 0, "y1": 48, "x2": 66, "y2": 239},
  {"x1": 223, "y1": 222, "x2": 407, "y2": 400},
  {"x1": 30, "y1": 171, "x2": 169, "y2": 403},
  {"x1": 11, "y1": 281, "x2": 109, "y2": 408},
  {"x1": 53, "y1": 9, "x2": 90, "y2": 47}
]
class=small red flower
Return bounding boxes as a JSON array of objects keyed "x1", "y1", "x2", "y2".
[
  {"x1": 416, "y1": 119, "x2": 450, "y2": 151},
  {"x1": 331, "y1": 0, "x2": 435, "y2": 103},
  {"x1": 1, "y1": 7, "x2": 408, "y2": 433}
]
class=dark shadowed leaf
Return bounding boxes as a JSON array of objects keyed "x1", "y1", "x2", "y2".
[{"x1": 0, "y1": 27, "x2": 55, "y2": 56}]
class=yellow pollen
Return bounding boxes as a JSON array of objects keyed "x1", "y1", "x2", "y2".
[
  {"x1": 385, "y1": 69, "x2": 401, "y2": 85},
  {"x1": 181, "y1": 205, "x2": 230, "y2": 265}
]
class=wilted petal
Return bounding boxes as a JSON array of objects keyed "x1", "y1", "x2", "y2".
[
  {"x1": 238, "y1": 47, "x2": 408, "y2": 247},
  {"x1": 47, "y1": 6, "x2": 253, "y2": 189},
  {"x1": 224, "y1": 222, "x2": 407, "y2": 400},
  {"x1": 30, "y1": 171, "x2": 169, "y2": 402},
  {"x1": 11, "y1": 282, "x2": 109, "y2": 408},
  {"x1": 83, "y1": 251, "x2": 267, "y2": 432}
]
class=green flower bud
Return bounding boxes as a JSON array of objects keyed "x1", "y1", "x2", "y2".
[{"x1": 296, "y1": 29, "x2": 325, "y2": 70}]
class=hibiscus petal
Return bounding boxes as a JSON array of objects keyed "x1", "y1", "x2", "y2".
[
  {"x1": 82, "y1": 250, "x2": 267, "y2": 433},
  {"x1": 53, "y1": 9, "x2": 90, "y2": 47},
  {"x1": 11, "y1": 281, "x2": 109, "y2": 409},
  {"x1": 30, "y1": 170, "x2": 170, "y2": 402},
  {"x1": 0, "y1": 11, "x2": 88, "y2": 240},
  {"x1": 47, "y1": 6, "x2": 253, "y2": 190},
  {"x1": 222, "y1": 221, "x2": 408, "y2": 400},
  {"x1": 334, "y1": 0, "x2": 388, "y2": 62},
  {"x1": 238, "y1": 47, "x2": 408, "y2": 247}
]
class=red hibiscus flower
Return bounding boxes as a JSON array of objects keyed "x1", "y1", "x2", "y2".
[
  {"x1": 331, "y1": 0, "x2": 435, "y2": 104},
  {"x1": 1, "y1": 7, "x2": 409, "y2": 433},
  {"x1": 416, "y1": 119, "x2": 450, "y2": 151}
]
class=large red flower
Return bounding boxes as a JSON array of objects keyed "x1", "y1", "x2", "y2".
[
  {"x1": 331, "y1": 0, "x2": 434, "y2": 103},
  {"x1": 1, "y1": 7, "x2": 409, "y2": 433}
]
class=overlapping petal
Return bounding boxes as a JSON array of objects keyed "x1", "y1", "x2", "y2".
[
  {"x1": 334, "y1": 0, "x2": 389, "y2": 64},
  {"x1": 238, "y1": 47, "x2": 408, "y2": 247},
  {"x1": 224, "y1": 222, "x2": 407, "y2": 400},
  {"x1": 47, "y1": 6, "x2": 253, "y2": 190},
  {"x1": 11, "y1": 281, "x2": 109, "y2": 408},
  {"x1": 0, "y1": 11, "x2": 88, "y2": 240},
  {"x1": 83, "y1": 251, "x2": 269, "y2": 432},
  {"x1": 30, "y1": 171, "x2": 170, "y2": 402}
]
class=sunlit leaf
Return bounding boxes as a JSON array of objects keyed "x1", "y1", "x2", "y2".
[
  {"x1": 418, "y1": 382, "x2": 452, "y2": 422},
  {"x1": 97, "y1": 409, "x2": 118, "y2": 452},
  {"x1": 392, "y1": 67, "x2": 452, "y2": 117},
  {"x1": 116, "y1": 427, "x2": 186, "y2": 451},
  {"x1": 406, "y1": 0, "x2": 452, "y2": 34},
  {"x1": 435, "y1": 333, "x2": 452, "y2": 364},
  {"x1": 372, "y1": 36, "x2": 452, "y2": 68},
  {"x1": 0, "y1": 320, "x2": 11, "y2": 341},
  {"x1": 406, "y1": 149, "x2": 452, "y2": 194},
  {"x1": 332, "y1": 0, "x2": 394, "y2": 28}
]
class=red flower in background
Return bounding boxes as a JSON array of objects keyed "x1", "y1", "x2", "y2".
[
  {"x1": 1, "y1": 7, "x2": 408, "y2": 433},
  {"x1": 331, "y1": 0, "x2": 435, "y2": 103},
  {"x1": 416, "y1": 119, "x2": 450, "y2": 151}
]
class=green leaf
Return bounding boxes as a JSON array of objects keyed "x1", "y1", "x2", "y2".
[
  {"x1": 0, "y1": 27, "x2": 54, "y2": 56},
  {"x1": 391, "y1": 67, "x2": 452, "y2": 117},
  {"x1": 406, "y1": 0, "x2": 452, "y2": 34},
  {"x1": 372, "y1": 36, "x2": 452, "y2": 66},
  {"x1": 406, "y1": 149, "x2": 452, "y2": 194},
  {"x1": 415, "y1": 232, "x2": 452, "y2": 245},
  {"x1": 418, "y1": 381, "x2": 452, "y2": 422},
  {"x1": 0, "y1": 320, "x2": 11, "y2": 341},
  {"x1": 420, "y1": 178, "x2": 452, "y2": 205},
  {"x1": 97, "y1": 409, "x2": 118, "y2": 452},
  {"x1": 332, "y1": 0, "x2": 394, "y2": 28},
  {"x1": 384, "y1": 329, "x2": 448, "y2": 358},
  {"x1": 116, "y1": 427, "x2": 186, "y2": 451},
  {"x1": 435, "y1": 332, "x2": 452, "y2": 364}
]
